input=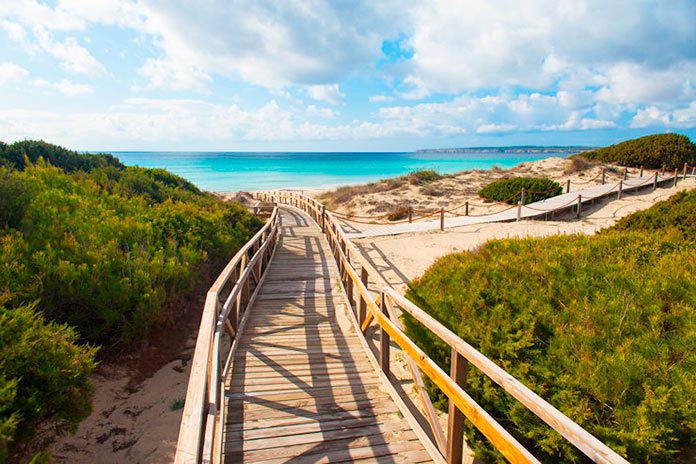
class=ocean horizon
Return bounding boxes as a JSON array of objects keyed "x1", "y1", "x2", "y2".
[{"x1": 109, "y1": 150, "x2": 578, "y2": 192}]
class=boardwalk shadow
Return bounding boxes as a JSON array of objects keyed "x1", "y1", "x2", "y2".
[{"x1": 224, "y1": 208, "x2": 398, "y2": 463}]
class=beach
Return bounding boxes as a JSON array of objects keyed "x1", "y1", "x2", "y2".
[{"x1": 53, "y1": 157, "x2": 694, "y2": 464}]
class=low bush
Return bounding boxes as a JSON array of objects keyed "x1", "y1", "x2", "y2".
[
  {"x1": 408, "y1": 169, "x2": 441, "y2": 185},
  {"x1": 564, "y1": 156, "x2": 597, "y2": 174},
  {"x1": 0, "y1": 140, "x2": 263, "y2": 458},
  {"x1": 0, "y1": 140, "x2": 123, "y2": 172},
  {"x1": 581, "y1": 133, "x2": 696, "y2": 169},
  {"x1": 404, "y1": 190, "x2": 696, "y2": 463},
  {"x1": 478, "y1": 177, "x2": 562, "y2": 205},
  {"x1": 386, "y1": 207, "x2": 410, "y2": 221},
  {"x1": 0, "y1": 303, "x2": 96, "y2": 461}
]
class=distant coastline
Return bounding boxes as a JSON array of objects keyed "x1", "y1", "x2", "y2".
[{"x1": 416, "y1": 146, "x2": 594, "y2": 154}]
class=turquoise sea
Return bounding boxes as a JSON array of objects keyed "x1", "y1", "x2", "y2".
[{"x1": 110, "y1": 151, "x2": 575, "y2": 192}]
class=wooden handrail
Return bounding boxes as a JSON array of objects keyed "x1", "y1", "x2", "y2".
[
  {"x1": 261, "y1": 191, "x2": 630, "y2": 464},
  {"x1": 175, "y1": 206, "x2": 279, "y2": 464}
]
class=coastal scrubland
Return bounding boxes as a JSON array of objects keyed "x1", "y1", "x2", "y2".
[
  {"x1": 478, "y1": 177, "x2": 562, "y2": 204},
  {"x1": 578, "y1": 133, "x2": 696, "y2": 169},
  {"x1": 0, "y1": 141, "x2": 261, "y2": 461},
  {"x1": 404, "y1": 189, "x2": 696, "y2": 463},
  {"x1": 317, "y1": 133, "x2": 695, "y2": 220}
]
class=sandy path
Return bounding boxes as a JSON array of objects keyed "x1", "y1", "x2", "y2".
[{"x1": 353, "y1": 179, "x2": 695, "y2": 292}]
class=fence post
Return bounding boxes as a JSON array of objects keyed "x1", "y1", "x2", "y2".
[
  {"x1": 379, "y1": 292, "x2": 390, "y2": 375},
  {"x1": 673, "y1": 168, "x2": 678, "y2": 187},
  {"x1": 447, "y1": 351, "x2": 467, "y2": 464},
  {"x1": 639, "y1": 165, "x2": 644, "y2": 177},
  {"x1": 601, "y1": 169, "x2": 606, "y2": 185},
  {"x1": 359, "y1": 267, "x2": 368, "y2": 325},
  {"x1": 661, "y1": 165, "x2": 665, "y2": 177},
  {"x1": 576, "y1": 195, "x2": 582, "y2": 219},
  {"x1": 408, "y1": 206, "x2": 413, "y2": 223},
  {"x1": 516, "y1": 200, "x2": 522, "y2": 222},
  {"x1": 321, "y1": 205, "x2": 326, "y2": 233},
  {"x1": 618, "y1": 180, "x2": 623, "y2": 199},
  {"x1": 683, "y1": 162, "x2": 688, "y2": 179},
  {"x1": 440, "y1": 208, "x2": 445, "y2": 231},
  {"x1": 653, "y1": 171, "x2": 658, "y2": 191},
  {"x1": 520, "y1": 188, "x2": 526, "y2": 205},
  {"x1": 566, "y1": 179, "x2": 570, "y2": 193},
  {"x1": 623, "y1": 167, "x2": 628, "y2": 180},
  {"x1": 465, "y1": 201, "x2": 469, "y2": 216},
  {"x1": 692, "y1": 166, "x2": 695, "y2": 176}
]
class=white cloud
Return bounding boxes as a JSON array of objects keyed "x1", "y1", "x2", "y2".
[
  {"x1": 33, "y1": 27, "x2": 106, "y2": 75},
  {"x1": 306, "y1": 84, "x2": 345, "y2": 105},
  {"x1": 401, "y1": 0, "x2": 696, "y2": 99},
  {"x1": 33, "y1": 78, "x2": 93, "y2": 96},
  {"x1": 630, "y1": 103, "x2": 696, "y2": 129},
  {"x1": 138, "y1": 58, "x2": 211, "y2": 92},
  {"x1": 0, "y1": 62, "x2": 28, "y2": 86},
  {"x1": 369, "y1": 94, "x2": 394, "y2": 103},
  {"x1": 306, "y1": 105, "x2": 338, "y2": 118}
]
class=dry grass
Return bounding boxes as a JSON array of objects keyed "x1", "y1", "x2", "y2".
[
  {"x1": 319, "y1": 169, "x2": 441, "y2": 209},
  {"x1": 564, "y1": 155, "x2": 597, "y2": 174}
]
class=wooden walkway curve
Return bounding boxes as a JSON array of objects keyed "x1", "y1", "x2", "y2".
[{"x1": 223, "y1": 207, "x2": 433, "y2": 463}]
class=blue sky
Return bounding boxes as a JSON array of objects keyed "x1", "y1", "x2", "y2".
[{"x1": 1, "y1": 0, "x2": 695, "y2": 151}]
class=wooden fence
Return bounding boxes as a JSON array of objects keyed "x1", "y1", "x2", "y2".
[
  {"x1": 261, "y1": 191, "x2": 630, "y2": 464},
  {"x1": 174, "y1": 206, "x2": 279, "y2": 464}
]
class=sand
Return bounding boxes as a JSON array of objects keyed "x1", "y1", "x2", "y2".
[
  {"x1": 316, "y1": 157, "x2": 640, "y2": 218},
  {"x1": 352, "y1": 178, "x2": 695, "y2": 292}
]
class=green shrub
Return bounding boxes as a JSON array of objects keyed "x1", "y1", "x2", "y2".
[
  {"x1": 0, "y1": 303, "x2": 96, "y2": 461},
  {"x1": 408, "y1": 169, "x2": 441, "y2": 185},
  {"x1": 1, "y1": 163, "x2": 262, "y2": 346},
  {"x1": 0, "y1": 140, "x2": 123, "y2": 173},
  {"x1": 404, "y1": 190, "x2": 696, "y2": 463},
  {"x1": 478, "y1": 177, "x2": 562, "y2": 205},
  {"x1": 581, "y1": 133, "x2": 696, "y2": 169}
]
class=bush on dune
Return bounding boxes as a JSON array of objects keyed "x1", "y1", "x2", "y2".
[
  {"x1": 478, "y1": 177, "x2": 562, "y2": 205},
  {"x1": 580, "y1": 133, "x2": 696, "y2": 169},
  {"x1": 0, "y1": 303, "x2": 96, "y2": 462},
  {"x1": 0, "y1": 140, "x2": 263, "y2": 458},
  {"x1": 404, "y1": 190, "x2": 696, "y2": 463}
]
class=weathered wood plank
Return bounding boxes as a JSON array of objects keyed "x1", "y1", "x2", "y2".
[{"x1": 222, "y1": 207, "x2": 433, "y2": 463}]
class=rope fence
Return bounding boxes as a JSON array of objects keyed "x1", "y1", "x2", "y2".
[{"x1": 263, "y1": 163, "x2": 693, "y2": 231}]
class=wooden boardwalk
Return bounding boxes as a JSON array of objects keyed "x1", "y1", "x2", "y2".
[{"x1": 223, "y1": 208, "x2": 433, "y2": 463}]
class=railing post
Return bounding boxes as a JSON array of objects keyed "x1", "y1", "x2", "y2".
[
  {"x1": 447, "y1": 350, "x2": 467, "y2": 464},
  {"x1": 520, "y1": 188, "x2": 526, "y2": 205},
  {"x1": 379, "y1": 292, "x2": 390, "y2": 375},
  {"x1": 601, "y1": 169, "x2": 606, "y2": 185},
  {"x1": 440, "y1": 208, "x2": 445, "y2": 231},
  {"x1": 516, "y1": 200, "x2": 522, "y2": 221},
  {"x1": 623, "y1": 167, "x2": 628, "y2": 180},
  {"x1": 576, "y1": 195, "x2": 582, "y2": 219},
  {"x1": 653, "y1": 171, "x2": 658, "y2": 191},
  {"x1": 692, "y1": 165, "x2": 695, "y2": 176},
  {"x1": 321, "y1": 206, "x2": 326, "y2": 233},
  {"x1": 618, "y1": 180, "x2": 623, "y2": 199},
  {"x1": 639, "y1": 165, "x2": 644, "y2": 177},
  {"x1": 566, "y1": 179, "x2": 570, "y2": 193},
  {"x1": 465, "y1": 201, "x2": 469, "y2": 216},
  {"x1": 661, "y1": 165, "x2": 666, "y2": 177},
  {"x1": 408, "y1": 205, "x2": 413, "y2": 223},
  {"x1": 683, "y1": 162, "x2": 688, "y2": 180},
  {"x1": 359, "y1": 267, "x2": 368, "y2": 325},
  {"x1": 673, "y1": 168, "x2": 678, "y2": 187}
]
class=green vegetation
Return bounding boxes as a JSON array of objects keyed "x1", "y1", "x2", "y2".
[
  {"x1": 407, "y1": 169, "x2": 441, "y2": 185},
  {"x1": 0, "y1": 141, "x2": 261, "y2": 458},
  {"x1": 404, "y1": 190, "x2": 696, "y2": 463},
  {"x1": 580, "y1": 133, "x2": 696, "y2": 169},
  {"x1": 478, "y1": 177, "x2": 562, "y2": 205}
]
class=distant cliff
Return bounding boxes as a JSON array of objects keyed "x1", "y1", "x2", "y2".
[{"x1": 416, "y1": 146, "x2": 593, "y2": 154}]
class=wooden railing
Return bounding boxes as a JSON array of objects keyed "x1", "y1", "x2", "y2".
[
  {"x1": 174, "y1": 206, "x2": 280, "y2": 464},
  {"x1": 260, "y1": 191, "x2": 630, "y2": 464}
]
